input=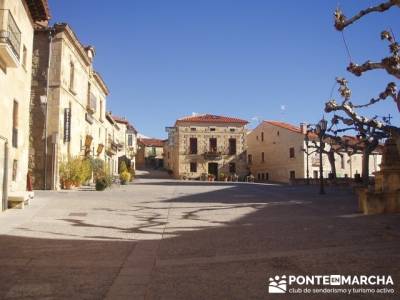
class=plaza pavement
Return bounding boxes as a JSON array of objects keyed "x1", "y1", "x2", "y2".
[{"x1": 0, "y1": 175, "x2": 399, "y2": 299}]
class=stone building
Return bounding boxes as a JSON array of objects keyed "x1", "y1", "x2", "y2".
[
  {"x1": 247, "y1": 120, "x2": 382, "y2": 183},
  {"x1": 104, "y1": 113, "x2": 120, "y2": 176},
  {"x1": 136, "y1": 138, "x2": 164, "y2": 169},
  {"x1": 111, "y1": 115, "x2": 138, "y2": 172},
  {"x1": 165, "y1": 114, "x2": 249, "y2": 180},
  {"x1": 0, "y1": 0, "x2": 50, "y2": 210},
  {"x1": 29, "y1": 23, "x2": 109, "y2": 189}
]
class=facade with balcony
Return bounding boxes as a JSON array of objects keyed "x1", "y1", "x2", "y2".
[
  {"x1": 29, "y1": 23, "x2": 109, "y2": 189},
  {"x1": 112, "y1": 115, "x2": 138, "y2": 172},
  {"x1": 0, "y1": 0, "x2": 50, "y2": 211},
  {"x1": 247, "y1": 121, "x2": 382, "y2": 183},
  {"x1": 165, "y1": 114, "x2": 248, "y2": 180}
]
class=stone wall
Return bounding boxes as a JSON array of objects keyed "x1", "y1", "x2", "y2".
[
  {"x1": 0, "y1": 0, "x2": 35, "y2": 209},
  {"x1": 172, "y1": 123, "x2": 248, "y2": 179}
]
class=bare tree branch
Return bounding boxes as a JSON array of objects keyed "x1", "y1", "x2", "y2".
[
  {"x1": 353, "y1": 82, "x2": 398, "y2": 108},
  {"x1": 334, "y1": 1, "x2": 400, "y2": 31},
  {"x1": 347, "y1": 30, "x2": 400, "y2": 79}
]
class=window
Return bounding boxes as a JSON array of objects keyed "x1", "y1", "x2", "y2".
[
  {"x1": 261, "y1": 132, "x2": 264, "y2": 142},
  {"x1": 69, "y1": 62, "x2": 75, "y2": 91},
  {"x1": 209, "y1": 138, "x2": 217, "y2": 152},
  {"x1": 313, "y1": 170, "x2": 318, "y2": 178},
  {"x1": 189, "y1": 138, "x2": 198, "y2": 154},
  {"x1": 230, "y1": 128, "x2": 235, "y2": 132},
  {"x1": 12, "y1": 100, "x2": 18, "y2": 148},
  {"x1": 290, "y1": 171, "x2": 296, "y2": 179},
  {"x1": 277, "y1": 131, "x2": 280, "y2": 136},
  {"x1": 128, "y1": 134, "x2": 133, "y2": 146},
  {"x1": 229, "y1": 162, "x2": 236, "y2": 174},
  {"x1": 22, "y1": 45, "x2": 27, "y2": 69},
  {"x1": 191, "y1": 127, "x2": 197, "y2": 131},
  {"x1": 248, "y1": 154, "x2": 253, "y2": 164},
  {"x1": 265, "y1": 173, "x2": 269, "y2": 180},
  {"x1": 261, "y1": 152, "x2": 265, "y2": 163},
  {"x1": 100, "y1": 100, "x2": 103, "y2": 121},
  {"x1": 229, "y1": 138, "x2": 236, "y2": 155},
  {"x1": 257, "y1": 173, "x2": 261, "y2": 180},
  {"x1": 87, "y1": 82, "x2": 91, "y2": 106},
  {"x1": 289, "y1": 147, "x2": 295, "y2": 158},
  {"x1": 210, "y1": 128, "x2": 216, "y2": 132},
  {"x1": 190, "y1": 162, "x2": 197, "y2": 173},
  {"x1": 341, "y1": 156, "x2": 345, "y2": 169},
  {"x1": 261, "y1": 173, "x2": 265, "y2": 180},
  {"x1": 12, "y1": 160, "x2": 17, "y2": 181}
]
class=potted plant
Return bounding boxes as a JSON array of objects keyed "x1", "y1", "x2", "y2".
[
  {"x1": 219, "y1": 172, "x2": 227, "y2": 182},
  {"x1": 95, "y1": 177, "x2": 108, "y2": 191},
  {"x1": 59, "y1": 159, "x2": 74, "y2": 189}
]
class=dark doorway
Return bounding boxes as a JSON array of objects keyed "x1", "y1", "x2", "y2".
[{"x1": 208, "y1": 162, "x2": 218, "y2": 178}]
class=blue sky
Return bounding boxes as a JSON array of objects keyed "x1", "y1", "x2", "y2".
[{"x1": 50, "y1": 1, "x2": 398, "y2": 138}]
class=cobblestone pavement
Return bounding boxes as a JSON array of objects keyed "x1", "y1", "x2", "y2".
[{"x1": 0, "y1": 178, "x2": 399, "y2": 299}]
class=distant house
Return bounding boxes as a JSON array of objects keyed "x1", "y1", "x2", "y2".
[
  {"x1": 247, "y1": 120, "x2": 382, "y2": 183},
  {"x1": 111, "y1": 115, "x2": 138, "y2": 171},
  {"x1": 136, "y1": 138, "x2": 165, "y2": 169},
  {"x1": 165, "y1": 114, "x2": 249, "y2": 179}
]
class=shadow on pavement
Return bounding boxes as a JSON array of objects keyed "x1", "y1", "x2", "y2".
[{"x1": 1, "y1": 182, "x2": 400, "y2": 299}]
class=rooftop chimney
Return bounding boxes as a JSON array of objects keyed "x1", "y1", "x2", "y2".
[{"x1": 300, "y1": 123, "x2": 307, "y2": 134}]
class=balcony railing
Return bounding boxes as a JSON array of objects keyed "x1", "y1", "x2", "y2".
[
  {"x1": 204, "y1": 151, "x2": 222, "y2": 160},
  {"x1": 0, "y1": 9, "x2": 21, "y2": 65}
]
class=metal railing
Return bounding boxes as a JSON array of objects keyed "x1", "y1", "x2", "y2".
[{"x1": 0, "y1": 10, "x2": 21, "y2": 60}]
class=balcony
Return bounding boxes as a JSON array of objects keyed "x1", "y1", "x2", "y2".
[
  {"x1": 0, "y1": 10, "x2": 21, "y2": 68},
  {"x1": 204, "y1": 151, "x2": 222, "y2": 160},
  {"x1": 87, "y1": 92, "x2": 97, "y2": 114},
  {"x1": 106, "y1": 141, "x2": 118, "y2": 156}
]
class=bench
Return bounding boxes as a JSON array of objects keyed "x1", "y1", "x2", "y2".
[{"x1": 8, "y1": 191, "x2": 34, "y2": 209}]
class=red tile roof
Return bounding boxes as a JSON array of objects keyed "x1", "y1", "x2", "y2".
[
  {"x1": 176, "y1": 114, "x2": 248, "y2": 125},
  {"x1": 112, "y1": 115, "x2": 138, "y2": 133},
  {"x1": 112, "y1": 115, "x2": 129, "y2": 125},
  {"x1": 139, "y1": 138, "x2": 164, "y2": 147},
  {"x1": 263, "y1": 121, "x2": 303, "y2": 133},
  {"x1": 263, "y1": 120, "x2": 318, "y2": 139}
]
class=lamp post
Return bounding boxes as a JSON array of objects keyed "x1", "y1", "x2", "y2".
[
  {"x1": 304, "y1": 134, "x2": 310, "y2": 185},
  {"x1": 316, "y1": 117, "x2": 328, "y2": 195}
]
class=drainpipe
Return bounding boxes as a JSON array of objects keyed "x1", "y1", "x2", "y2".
[
  {"x1": 0, "y1": 135, "x2": 9, "y2": 211},
  {"x1": 43, "y1": 28, "x2": 54, "y2": 190}
]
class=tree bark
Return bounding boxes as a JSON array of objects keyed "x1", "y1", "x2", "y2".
[
  {"x1": 327, "y1": 150, "x2": 337, "y2": 179},
  {"x1": 361, "y1": 148, "x2": 371, "y2": 185}
]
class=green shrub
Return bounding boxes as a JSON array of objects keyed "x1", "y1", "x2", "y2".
[
  {"x1": 120, "y1": 171, "x2": 131, "y2": 184},
  {"x1": 119, "y1": 161, "x2": 128, "y2": 174}
]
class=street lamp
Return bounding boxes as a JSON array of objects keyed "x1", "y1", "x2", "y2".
[
  {"x1": 316, "y1": 117, "x2": 328, "y2": 195},
  {"x1": 304, "y1": 133, "x2": 310, "y2": 185}
]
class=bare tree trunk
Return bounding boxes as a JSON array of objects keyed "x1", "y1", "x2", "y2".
[
  {"x1": 361, "y1": 148, "x2": 371, "y2": 185},
  {"x1": 327, "y1": 150, "x2": 337, "y2": 179}
]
